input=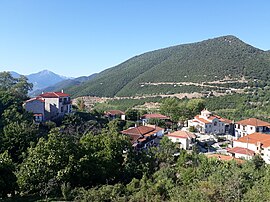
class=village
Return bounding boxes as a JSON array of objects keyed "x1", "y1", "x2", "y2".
[{"x1": 24, "y1": 90, "x2": 270, "y2": 165}]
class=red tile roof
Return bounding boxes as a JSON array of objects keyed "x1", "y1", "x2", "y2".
[
  {"x1": 142, "y1": 113, "x2": 169, "y2": 119},
  {"x1": 206, "y1": 154, "x2": 244, "y2": 164},
  {"x1": 236, "y1": 118, "x2": 270, "y2": 127},
  {"x1": 26, "y1": 97, "x2": 45, "y2": 103},
  {"x1": 235, "y1": 132, "x2": 270, "y2": 148},
  {"x1": 34, "y1": 113, "x2": 43, "y2": 117},
  {"x1": 219, "y1": 117, "x2": 233, "y2": 124},
  {"x1": 105, "y1": 110, "x2": 125, "y2": 116},
  {"x1": 121, "y1": 126, "x2": 156, "y2": 136},
  {"x1": 39, "y1": 92, "x2": 70, "y2": 98},
  {"x1": 121, "y1": 125, "x2": 164, "y2": 144},
  {"x1": 194, "y1": 115, "x2": 211, "y2": 124},
  {"x1": 227, "y1": 147, "x2": 255, "y2": 156},
  {"x1": 167, "y1": 131, "x2": 196, "y2": 139}
]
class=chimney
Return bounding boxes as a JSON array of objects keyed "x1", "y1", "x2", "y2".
[
  {"x1": 41, "y1": 91, "x2": 44, "y2": 94},
  {"x1": 61, "y1": 89, "x2": 64, "y2": 93}
]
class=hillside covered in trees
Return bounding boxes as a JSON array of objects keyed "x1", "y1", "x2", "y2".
[{"x1": 63, "y1": 35, "x2": 270, "y2": 97}]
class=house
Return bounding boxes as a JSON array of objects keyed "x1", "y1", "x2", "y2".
[
  {"x1": 105, "y1": 110, "x2": 125, "y2": 120},
  {"x1": 229, "y1": 132, "x2": 270, "y2": 163},
  {"x1": 188, "y1": 109, "x2": 233, "y2": 135},
  {"x1": 121, "y1": 125, "x2": 164, "y2": 150},
  {"x1": 166, "y1": 130, "x2": 196, "y2": 150},
  {"x1": 234, "y1": 118, "x2": 270, "y2": 138},
  {"x1": 24, "y1": 97, "x2": 45, "y2": 122},
  {"x1": 141, "y1": 113, "x2": 170, "y2": 125},
  {"x1": 24, "y1": 91, "x2": 72, "y2": 121}
]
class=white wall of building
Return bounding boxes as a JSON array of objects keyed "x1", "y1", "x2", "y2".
[{"x1": 168, "y1": 136, "x2": 189, "y2": 150}]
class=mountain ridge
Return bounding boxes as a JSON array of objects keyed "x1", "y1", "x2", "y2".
[{"x1": 64, "y1": 35, "x2": 270, "y2": 98}]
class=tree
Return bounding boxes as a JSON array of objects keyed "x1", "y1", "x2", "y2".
[
  {"x1": 0, "y1": 151, "x2": 17, "y2": 198},
  {"x1": 0, "y1": 72, "x2": 33, "y2": 98},
  {"x1": 76, "y1": 98, "x2": 86, "y2": 112},
  {"x1": 1, "y1": 121, "x2": 38, "y2": 162},
  {"x1": 160, "y1": 98, "x2": 180, "y2": 122},
  {"x1": 125, "y1": 108, "x2": 140, "y2": 121},
  {"x1": 17, "y1": 129, "x2": 79, "y2": 195},
  {"x1": 186, "y1": 99, "x2": 205, "y2": 117},
  {"x1": 151, "y1": 136, "x2": 178, "y2": 166}
]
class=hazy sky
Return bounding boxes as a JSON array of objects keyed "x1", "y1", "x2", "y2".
[{"x1": 0, "y1": 0, "x2": 269, "y2": 77}]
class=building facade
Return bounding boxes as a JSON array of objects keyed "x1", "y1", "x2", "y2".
[
  {"x1": 188, "y1": 109, "x2": 232, "y2": 135},
  {"x1": 166, "y1": 131, "x2": 196, "y2": 150},
  {"x1": 24, "y1": 91, "x2": 72, "y2": 121},
  {"x1": 121, "y1": 125, "x2": 164, "y2": 150},
  {"x1": 229, "y1": 132, "x2": 270, "y2": 164},
  {"x1": 234, "y1": 118, "x2": 270, "y2": 138}
]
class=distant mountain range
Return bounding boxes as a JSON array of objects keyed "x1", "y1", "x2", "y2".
[
  {"x1": 61, "y1": 35, "x2": 270, "y2": 98},
  {"x1": 7, "y1": 70, "x2": 69, "y2": 92},
  {"x1": 30, "y1": 73, "x2": 98, "y2": 96},
  {"x1": 5, "y1": 70, "x2": 98, "y2": 97}
]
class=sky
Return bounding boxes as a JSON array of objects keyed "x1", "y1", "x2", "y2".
[{"x1": 0, "y1": 0, "x2": 269, "y2": 77}]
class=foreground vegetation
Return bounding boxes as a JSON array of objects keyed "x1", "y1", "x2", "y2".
[{"x1": 2, "y1": 72, "x2": 270, "y2": 201}]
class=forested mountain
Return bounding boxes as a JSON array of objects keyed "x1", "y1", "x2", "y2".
[
  {"x1": 30, "y1": 73, "x2": 97, "y2": 96},
  {"x1": 64, "y1": 35, "x2": 270, "y2": 97}
]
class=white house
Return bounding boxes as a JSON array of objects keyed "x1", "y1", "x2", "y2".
[
  {"x1": 24, "y1": 91, "x2": 72, "y2": 121},
  {"x1": 188, "y1": 109, "x2": 232, "y2": 134},
  {"x1": 141, "y1": 113, "x2": 170, "y2": 125},
  {"x1": 229, "y1": 132, "x2": 270, "y2": 163},
  {"x1": 166, "y1": 130, "x2": 196, "y2": 150},
  {"x1": 234, "y1": 118, "x2": 270, "y2": 138},
  {"x1": 121, "y1": 125, "x2": 164, "y2": 150},
  {"x1": 104, "y1": 110, "x2": 125, "y2": 120}
]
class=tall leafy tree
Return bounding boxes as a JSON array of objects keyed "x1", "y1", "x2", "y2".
[{"x1": 0, "y1": 151, "x2": 17, "y2": 198}]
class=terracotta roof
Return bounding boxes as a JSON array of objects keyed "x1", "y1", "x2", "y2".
[
  {"x1": 142, "y1": 113, "x2": 169, "y2": 119},
  {"x1": 167, "y1": 131, "x2": 196, "y2": 139},
  {"x1": 33, "y1": 113, "x2": 43, "y2": 117},
  {"x1": 206, "y1": 154, "x2": 244, "y2": 164},
  {"x1": 25, "y1": 97, "x2": 45, "y2": 103},
  {"x1": 138, "y1": 138, "x2": 147, "y2": 142},
  {"x1": 121, "y1": 125, "x2": 164, "y2": 145},
  {"x1": 194, "y1": 115, "x2": 211, "y2": 124},
  {"x1": 39, "y1": 92, "x2": 70, "y2": 98},
  {"x1": 208, "y1": 116, "x2": 218, "y2": 120},
  {"x1": 236, "y1": 118, "x2": 270, "y2": 127},
  {"x1": 227, "y1": 147, "x2": 255, "y2": 156},
  {"x1": 219, "y1": 117, "x2": 232, "y2": 124},
  {"x1": 235, "y1": 132, "x2": 270, "y2": 148},
  {"x1": 105, "y1": 110, "x2": 125, "y2": 116},
  {"x1": 121, "y1": 126, "x2": 156, "y2": 136}
]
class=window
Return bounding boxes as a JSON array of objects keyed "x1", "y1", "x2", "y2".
[
  {"x1": 250, "y1": 126, "x2": 253, "y2": 130},
  {"x1": 59, "y1": 98, "x2": 62, "y2": 102},
  {"x1": 214, "y1": 121, "x2": 217, "y2": 126},
  {"x1": 61, "y1": 107, "x2": 64, "y2": 112}
]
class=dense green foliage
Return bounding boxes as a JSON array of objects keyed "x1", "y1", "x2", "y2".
[
  {"x1": 65, "y1": 35, "x2": 270, "y2": 97},
  {"x1": 4, "y1": 72, "x2": 270, "y2": 201}
]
